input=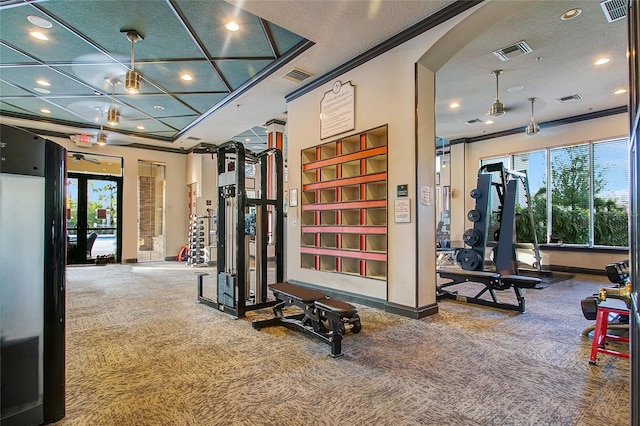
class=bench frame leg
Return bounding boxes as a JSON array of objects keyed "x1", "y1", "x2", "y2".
[
  {"x1": 252, "y1": 300, "x2": 348, "y2": 357},
  {"x1": 437, "y1": 281, "x2": 526, "y2": 313}
]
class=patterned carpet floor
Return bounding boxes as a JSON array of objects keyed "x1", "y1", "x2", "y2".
[{"x1": 53, "y1": 263, "x2": 630, "y2": 426}]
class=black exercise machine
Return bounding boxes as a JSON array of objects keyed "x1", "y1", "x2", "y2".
[
  {"x1": 252, "y1": 282, "x2": 361, "y2": 357},
  {"x1": 437, "y1": 269, "x2": 540, "y2": 313},
  {"x1": 196, "y1": 142, "x2": 284, "y2": 318}
]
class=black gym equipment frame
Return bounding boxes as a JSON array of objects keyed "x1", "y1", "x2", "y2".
[{"x1": 196, "y1": 142, "x2": 283, "y2": 318}]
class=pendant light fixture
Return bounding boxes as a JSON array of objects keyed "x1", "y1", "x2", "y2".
[
  {"x1": 124, "y1": 30, "x2": 142, "y2": 94},
  {"x1": 106, "y1": 78, "x2": 120, "y2": 126},
  {"x1": 96, "y1": 125, "x2": 107, "y2": 146},
  {"x1": 488, "y1": 70, "x2": 506, "y2": 116},
  {"x1": 525, "y1": 97, "x2": 540, "y2": 136}
]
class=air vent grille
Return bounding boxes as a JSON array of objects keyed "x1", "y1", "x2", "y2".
[
  {"x1": 492, "y1": 41, "x2": 532, "y2": 61},
  {"x1": 282, "y1": 68, "x2": 314, "y2": 83},
  {"x1": 465, "y1": 118, "x2": 483, "y2": 125},
  {"x1": 600, "y1": 0, "x2": 627, "y2": 23},
  {"x1": 186, "y1": 136, "x2": 201, "y2": 141},
  {"x1": 555, "y1": 94, "x2": 582, "y2": 103}
]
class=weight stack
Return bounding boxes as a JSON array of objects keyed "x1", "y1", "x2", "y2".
[{"x1": 459, "y1": 173, "x2": 492, "y2": 271}]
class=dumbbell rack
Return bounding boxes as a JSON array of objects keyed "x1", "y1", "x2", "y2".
[{"x1": 187, "y1": 214, "x2": 206, "y2": 266}]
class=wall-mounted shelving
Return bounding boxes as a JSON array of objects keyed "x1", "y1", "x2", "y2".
[{"x1": 300, "y1": 125, "x2": 388, "y2": 280}]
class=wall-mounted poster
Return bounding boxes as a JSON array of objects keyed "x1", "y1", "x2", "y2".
[
  {"x1": 320, "y1": 80, "x2": 355, "y2": 139},
  {"x1": 394, "y1": 198, "x2": 411, "y2": 223}
]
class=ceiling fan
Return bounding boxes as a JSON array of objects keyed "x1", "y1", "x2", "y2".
[{"x1": 70, "y1": 153, "x2": 101, "y2": 164}]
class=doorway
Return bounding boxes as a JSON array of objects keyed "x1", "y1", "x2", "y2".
[
  {"x1": 137, "y1": 161, "x2": 166, "y2": 262},
  {"x1": 67, "y1": 174, "x2": 122, "y2": 264}
]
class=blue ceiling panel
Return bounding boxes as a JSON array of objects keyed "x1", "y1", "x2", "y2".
[
  {"x1": 175, "y1": 93, "x2": 228, "y2": 114},
  {"x1": 1, "y1": 100, "x2": 33, "y2": 115},
  {"x1": 174, "y1": 1, "x2": 280, "y2": 58},
  {"x1": 38, "y1": 0, "x2": 205, "y2": 60},
  {"x1": 0, "y1": 6, "x2": 108, "y2": 63},
  {"x1": 0, "y1": 45, "x2": 39, "y2": 64},
  {"x1": 119, "y1": 94, "x2": 198, "y2": 118},
  {"x1": 135, "y1": 61, "x2": 228, "y2": 94},
  {"x1": 0, "y1": 65, "x2": 98, "y2": 96},
  {"x1": 55, "y1": 64, "x2": 136, "y2": 94},
  {"x1": 158, "y1": 115, "x2": 199, "y2": 130},
  {"x1": 269, "y1": 22, "x2": 306, "y2": 56},
  {"x1": 0, "y1": 0, "x2": 309, "y2": 145},
  {"x1": 3, "y1": 97, "x2": 89, "y2": 123},
  {"x1": 215, "y1": 59, "x2": 272, "y2": 90},
  {"x1": 0, "y1": 80, "x2": 32, "y2": 97}
]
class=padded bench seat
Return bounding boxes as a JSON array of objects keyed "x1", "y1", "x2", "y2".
[
  {"x1": 315, "y1": 298, "x2": 358, "y2": 316},
  {"x1": 500, "y1": 275, "x2": 541, "y2": 289},
  {"x1": 269, "y1": 282, "x2": 327, "y2": 303}
]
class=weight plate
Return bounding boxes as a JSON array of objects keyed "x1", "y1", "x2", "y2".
[
  {"x1": 470, "y1": 189, "x2": 482, "y2": 199},
  {"x1": 457, "y1": 249, "x2": 483, "y2": 271},
  {"x1": 493, "y1": 229, "x2": 500, "y2": 241},
  {"x1": 467, "y1": 209, "x2": 481, "y2": 222},
  {"x1": 463, "y1": 228, "x2": 482, "y2": 247}
]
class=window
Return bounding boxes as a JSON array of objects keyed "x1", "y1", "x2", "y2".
[{"x1": 479, "y1": 138, "x2": 628, "y2": 247}]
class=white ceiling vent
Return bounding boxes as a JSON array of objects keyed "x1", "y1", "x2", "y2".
[
  {"x1": 492, "y1": 41, "x2": 532, "y2": 61},
  {"x1": 186, "y1": 136, "x2": 201, "y2": 141},
  {"x1": 555, "y1": 94, "x2": 582, "y2": 103},
  {"x1": 600, "y1": 0, "x2": 627, "y2": 23},
  {"x1": 282, "y1": 68, "x2": 314, "y2": 83},
  {"x1": 465, "y1": 118, "x2": 483, "y2": 125}
]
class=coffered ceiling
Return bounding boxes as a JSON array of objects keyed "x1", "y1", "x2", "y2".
[{"x1": 0, "y1": 0, "x2": 630, "y2": 151}]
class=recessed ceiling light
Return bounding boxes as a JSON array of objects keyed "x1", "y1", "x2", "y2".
[
  {"x1": 449, "y1": 102, "x2": 460, "y2": 109},
  {"x1": 561, "y1": 8, "x2": 582, "y2": 20},
  {"x1": 40, "y1": 108, "x2": 51, "y2": 114},
  {"x1": 226, "y1": 21, "x2": 239, "y2": 31},
  {"x1": 508, "y1": 85, "x2": 524, "y2": 93},
  {"x1": 33, "y1": 87, "x2": 50, "y2": 94},
  {"x1": 36, "y1": 79, "x2": 51, "y2": 86},
  {"x1": 30, "y1": 31, "x2": 48, "y2": 41},
  {"x1": 614, "y1": 89, "x2": 627, "y2": 95},
  {"x1": 245, "y1": 138, "x2": 251, "y2": 142},
  {"x1": 137, "y1": 125, "x2": 145, "y2": 130},
  {"x1": 485, "y1": 120, "x2": 494, "y2": 125},
  {"x1": 595, "y1": 58, "x2": 610, "y2": 65},
  {"x1": 27, "y1": 15, "x2": 53, "y2": 28},
  {"x1": 154, "y1": 105, "x2": 165, "y2": 110},
  {"x1": 180, "y1": 74, "x2": 193, "y2": 81}
]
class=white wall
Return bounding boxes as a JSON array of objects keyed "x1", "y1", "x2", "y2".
[
  {"x1": 286, "y1": 13, "x2": 471, "y2": 309},
  {"x1": 49, "y1": 137, "x2": 189, "y2": 262}
]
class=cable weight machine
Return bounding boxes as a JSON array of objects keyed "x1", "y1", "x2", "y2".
[{"x1": 197, "y1": 141, "x2": 283, "y2": 318}]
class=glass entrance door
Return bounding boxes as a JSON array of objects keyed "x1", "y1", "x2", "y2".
[{"x1": 67, "y1": 174, "x2": 122, "y2": 264}]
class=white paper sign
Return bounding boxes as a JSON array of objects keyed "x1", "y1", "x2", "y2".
[
  {"x1": 420, "y1": 186, "x2": 432, "y2": 206},
  {"x1": 394, "y1": 198, "x2": 411, "y2": 223},
  {"x1": 320, "y1": 81, "x2": 355, "y2": 139}
]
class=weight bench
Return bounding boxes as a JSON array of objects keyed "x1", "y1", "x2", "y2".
[
  {"x1": 437, "y1": 269, "x2": 540, "y2": 313},
  {"x1": 252, "y1": 282, "x2": 361, "y2": 357}
]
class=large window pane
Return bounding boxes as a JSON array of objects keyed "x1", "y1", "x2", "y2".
[
  {"x1": 550, "y1": 144, "x2": 590, "y2": 244},
  {"x1": 513, "y1": 150, "x2": 547, "y2": 243},
  {"x1": 593, "y1": 139, "x2": 629, "y2": 246}
]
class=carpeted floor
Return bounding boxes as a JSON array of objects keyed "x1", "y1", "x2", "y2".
[{"x1": 53, "y1": 263, "x2": 630, "y2": 426}]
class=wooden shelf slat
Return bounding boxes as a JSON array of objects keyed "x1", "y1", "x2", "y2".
[
  {"x1": 302, "y1": 172, "x2": 386, "y2": 191},
  {"x1": 301, "y1": 225, "x2": 387, "y2": 234},
  {"x1": 300, "y1": 246, "x2": 387, "y2": 261},
  {"x1": 302, "y1": 146, "x2": 387, "y2": 171},
  {"x1": 302, "y1": 199, "x2": 386, "y2": 211}
]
